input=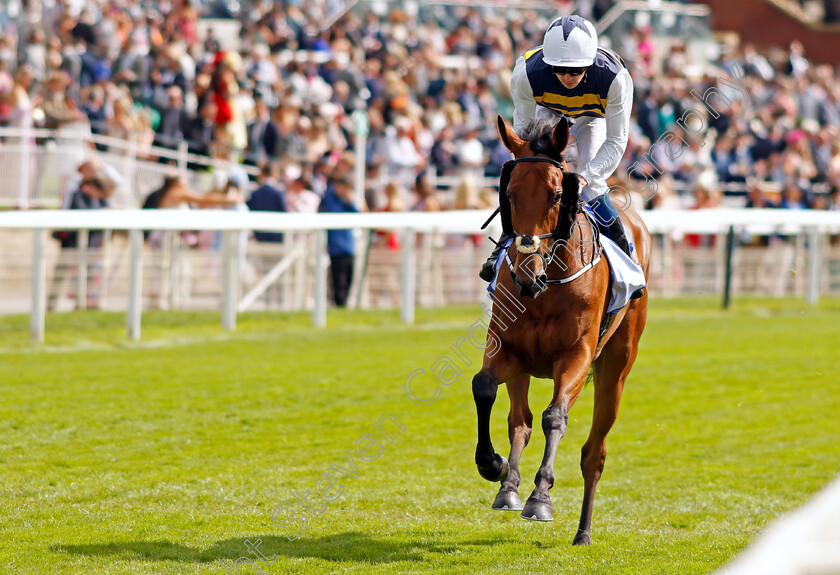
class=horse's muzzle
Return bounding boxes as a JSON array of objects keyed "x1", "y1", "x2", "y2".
[{"x1": 513, "y1": 273, "x2": 547, "y2": 299}]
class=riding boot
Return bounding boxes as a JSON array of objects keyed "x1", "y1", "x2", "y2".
[
  {"x1": 479, "y1": 234, "x2": 512, "y2": 283},
  {"x1": 587, "y1": 198, "x2": 645, "y2": 300}
]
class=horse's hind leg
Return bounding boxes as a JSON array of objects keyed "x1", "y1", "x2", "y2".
[
  {"x1": 575, "y1": 306, "x2": 646, "y2": 545},
  {"x1": 522, "y1": 352, "x2": 592, "y2": 522},
  {"x1": 493, "y1": 374, "x2": 532, "y2": 510}
]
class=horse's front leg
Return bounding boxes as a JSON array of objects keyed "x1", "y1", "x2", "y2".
[
  {"x1": 521, "y1": 349, "x2": 592, "y2": 521},
  {"x1": 493, "y1": 373, "x2": 532, "y2": 510},
  {"x1": 473, "y1": 348, "x2": 520, "y2": 483}
]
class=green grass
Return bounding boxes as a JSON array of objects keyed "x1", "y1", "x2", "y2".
[{"x1": 1, "y1": 298, "x2": 839, "y2": 574}]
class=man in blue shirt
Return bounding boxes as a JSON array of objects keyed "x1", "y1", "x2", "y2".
[
  {"x1": 319, "y1": 175, "x2": 359, "y2": 307},
  {"x1": 247, "y1": 162, "x2": 287, "y2": 242}
]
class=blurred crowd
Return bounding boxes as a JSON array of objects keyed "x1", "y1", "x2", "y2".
[
  {"x1": 0, "y1": 0, "x2": 839, "y2": 217},
  {"x1": 612, "y1": 34, "x2": 840, "y2": 213}
]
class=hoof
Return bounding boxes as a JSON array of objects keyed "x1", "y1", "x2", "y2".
[
  {"x1": 521, "y1": 497, "x2": 553, "y2": 521},
  {"x1": 573, "y1": 531, "x2": 591, "y2": 546},
  {"x1": 492, "y1": 488, "x2": 522, "y2": 511},
  {"x1": 477, "y1": 455, "x2": 509, "y2": 482}
]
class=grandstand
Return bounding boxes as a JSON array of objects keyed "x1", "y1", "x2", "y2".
[{"x1": 1, "y1": 0, "x2": 840, "y2": 317}]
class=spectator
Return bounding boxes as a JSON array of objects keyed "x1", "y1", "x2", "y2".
[
  {"x1": 828, "y1": 187, "x2": 840, "y2": 210},
  {"x1": 213, "y1": 165, "x2": 251, "y2": 269},
  {"x1": 455, "y1": 125, "x2": 485, "y2": 187},
  {"x1": 247, "y1": 162, "x2": 287, "y2": 242},
  {"x1": 648, "y1": 175, "x2": 682, "y2": 210},
  {"x1": 745, "y1": 180, "x2": 780, "y2": 209},
  {"x1": 691, "y1": 179, "x2": 723, "y2": 210},
  {"x1": 285, "y1": 175, "x2": 320, "y2": 214},
  {"x1": 377, "y1": 180, "x2": 405, "y2": 251},
  {"x1": 144, "y1": 174, "x2": 243, "y2": 211},
  {"x1": 246, "y1": 44, "x2": 279, "y2": 102},
  {"x1": 106, "y1": 93, "x2": 139, "y2": 143},
  {"x1": 22, "y1": 29, "x2": 48, "y2": 80},
  {"x1": 781, "y1": 182, "x2": 808, "y2": 210},
  {"x1": 454, "y1": 177, "x2": 482, "y2": 210},
  {"x1": 452, "y1": 177, "x2": 490, "y2": 248},
  {"x1": 7, "y1": 66, "x2": 34, "y2": 130},
  {"x1": 186, "y1": 100, "x2": 218, "y2": 156},
  {"x1": 151, "y1": 45, "x2": 188, "y2": 111},
  {"x1": 364, "y1": 161, "x2": 386, "y2": 211},
  {"x1": 246, "y1": 96, "x2": 273, "y2": 164},
  {"x1": 71, "y1": 156, "x2": 131, "y2": 209},
  {"x1": 430, "y1": 125, "x2": 459, "y2": 176},
  {"x1": 383, "y1": 116, "x2": 422, "y2": 189},
  {"x1": 37, "y1": 71, "x2": 87, "y2": 129},
  {"x1": 684, "y1": 179, "x2": 722, "y2": 249},
  {"x1": 48, "y1": 176, "x2": 112, "y2": 311},
  {"x1": 264, "y1": 101, "x2": 308, "y2": 162},
  {"x1": 785, "y1": 40, "x2": 809, "y2": 79},
  {"x1": 412, "y1": 171, "x2": 440, "y2": 212},
  {"x1": 155, "y1": 85, "x2": 192, "y2": 149},
  {"x1": 319, "y1": 176, "x2": 360, "y2": 308}
]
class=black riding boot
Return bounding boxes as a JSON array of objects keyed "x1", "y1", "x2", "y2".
[
  {"x1": 588, "y1": 198, "x2": 644, "y2": 300},
  {"x1": 479, "y1": 235, "x2": 512, "y2": 283},
  {"x1": 605, "y1": 218, "x2": 633, "y2": 260}
]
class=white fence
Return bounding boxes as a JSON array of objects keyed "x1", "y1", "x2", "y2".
[
  {"x1": 717, "y1": 474, "x2": 840, "y2": 575},
  {"x1": 1, "y1": 208, "x2": 840, "y2": 341}
]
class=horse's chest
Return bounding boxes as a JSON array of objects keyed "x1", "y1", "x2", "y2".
[{"x1": 500, "y1": 319, "x2": 584, "y2": 374}]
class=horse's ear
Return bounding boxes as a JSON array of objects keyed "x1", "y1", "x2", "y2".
[
  {"x1": 497, "y1": 115, "x2": 524, "y2": 154},
  {"x1": 552, "y1": 117, "x2": 570, "y2": 155}
]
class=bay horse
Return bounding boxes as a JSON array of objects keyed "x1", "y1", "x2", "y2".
[{"x1": 473, "y1": 115, "x2": 650, "y2": 545}]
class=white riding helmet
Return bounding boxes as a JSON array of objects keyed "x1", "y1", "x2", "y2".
[{"x1": 542, "y1": 15, "x2": 598, "y2": 68}]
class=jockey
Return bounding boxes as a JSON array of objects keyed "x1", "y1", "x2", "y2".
[{"x1": 480, "y1": 15, "x2": 644, "y2": 298}]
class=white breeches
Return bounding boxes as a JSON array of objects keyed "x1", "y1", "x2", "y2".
[{"x1": 535, "y1": 108, "x2": 609, "y2": 203}]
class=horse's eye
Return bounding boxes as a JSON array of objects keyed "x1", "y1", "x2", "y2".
[{"x1": 552, "y1": 190, "x2": 562, "y2": 204}]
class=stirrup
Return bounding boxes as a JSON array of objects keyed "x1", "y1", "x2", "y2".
[{"x1": 479, "y1": 235, "x2": 509, "y2": 283}]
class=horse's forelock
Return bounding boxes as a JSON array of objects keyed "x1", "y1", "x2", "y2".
[{"x1": 519, "y1": 117, "x2": 565, "y2": 162}]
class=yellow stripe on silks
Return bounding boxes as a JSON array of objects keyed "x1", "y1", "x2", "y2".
[
  {"x1": 523, "y1": 47, "x2": 542, "y2": 60},
  {"x1": 533, "y1": 101, "x2": 606, "y2": 118},
  {"x1": 536, "y1": 92, "x2": 608, "y2": 108}
]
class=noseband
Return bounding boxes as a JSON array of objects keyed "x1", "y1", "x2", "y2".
[{"x1": 495, "y1": 155, "x2": 601, "y2": 286}]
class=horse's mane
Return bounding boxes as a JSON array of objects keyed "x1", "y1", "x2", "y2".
[
  {"x1": 517, "y1": 117, "x2": 581, "y2": 240},
  {"x1": 518, "y1": 117, "x2": 565, "y2": 163},
  {"x1": 556, "y1": 167, "x2": 581, "y2": 241}
]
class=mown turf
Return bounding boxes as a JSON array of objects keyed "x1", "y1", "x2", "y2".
[{"x1": 1, "y1": 298, "x2": 839, "y2": 575}]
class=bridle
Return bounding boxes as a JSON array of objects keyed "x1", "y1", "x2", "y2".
[{"x1": 492, "y1": 155, "x2": 602, "y2": 286}]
